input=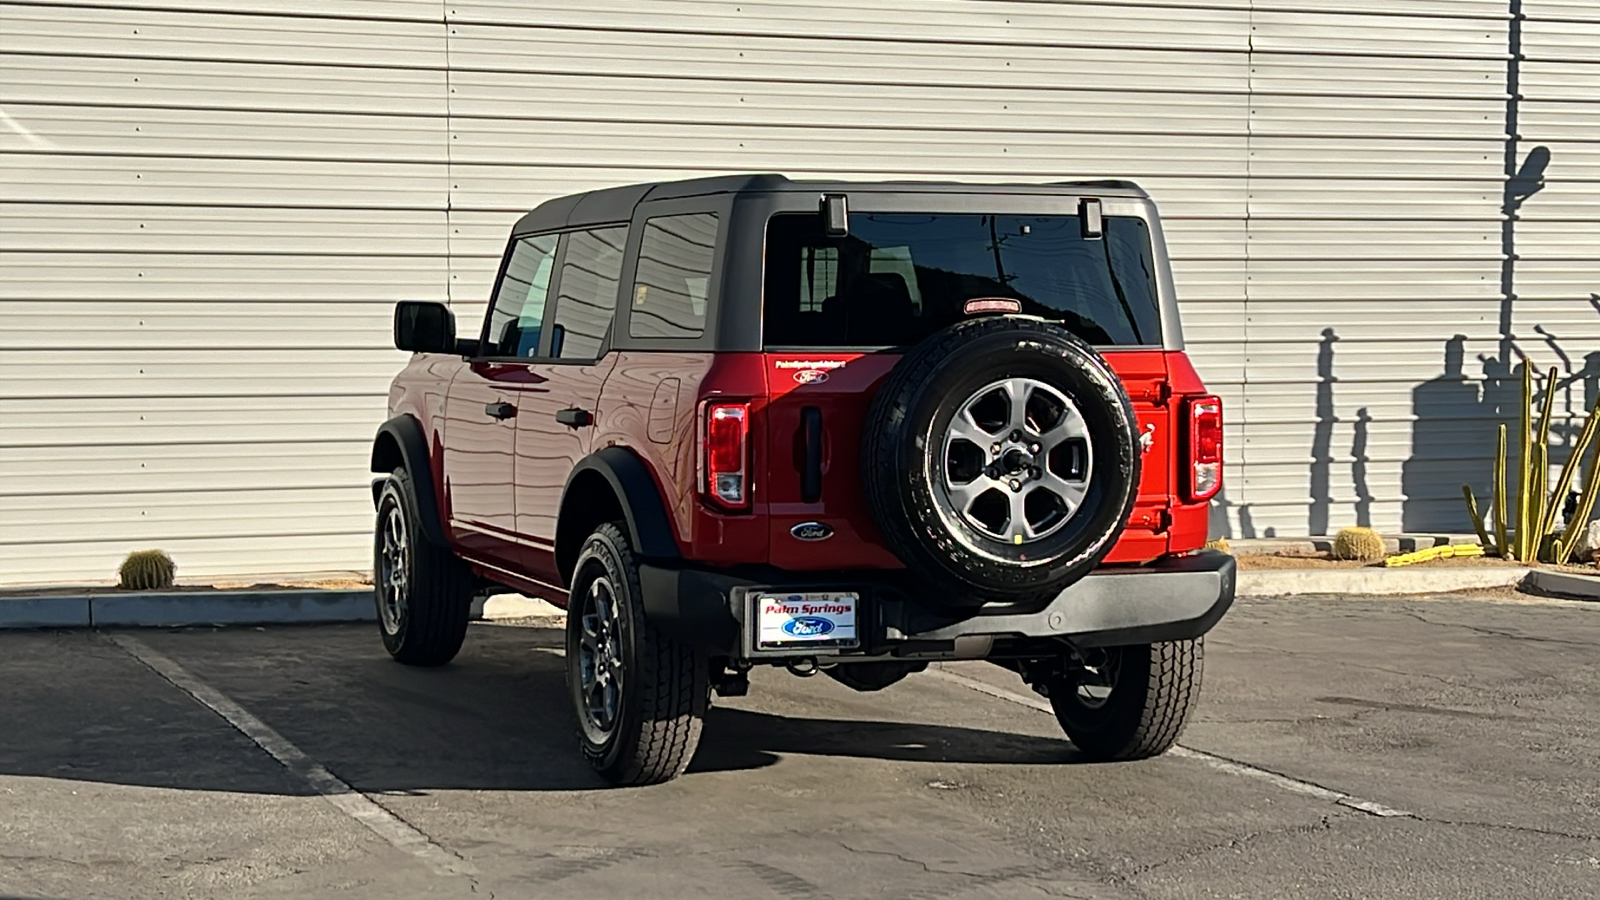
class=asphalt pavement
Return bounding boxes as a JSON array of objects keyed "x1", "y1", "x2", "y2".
[{"x1": 2, "y1": 593, "x2": 1597, "y2": 899}]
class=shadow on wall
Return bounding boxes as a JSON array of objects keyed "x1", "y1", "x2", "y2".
[
  {"x1": 1309, "y1": 328, "x2": 1339, "y2": 536},
  {"x1": 1403, "y1": 331, "x2": 1600, "y2": 533},
  {"x1": 1403, "y1": 336, "x2": 1494, "y2": 532},
  {"x1": 1209, "y1": 487, "x2": 1263, "y2": 540},
  {"x1": 1210, "y1": 2, "x2": 1574, "y2": 538}
]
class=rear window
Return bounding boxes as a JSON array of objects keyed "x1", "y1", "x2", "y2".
[
  {"x1": 630, "y1": 212, "x2": 718, "y2": 339},
  {"x1": 762, "y1": 212, "x2": 1161, "y2": 348}
]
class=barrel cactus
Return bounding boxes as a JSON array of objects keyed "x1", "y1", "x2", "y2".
[
  {"x1": 1331, "y1": 527, "x2": 1386, "y2": 562},
  {"x1": 118, "y1": 549, "x2": 176, "y2": 590}
]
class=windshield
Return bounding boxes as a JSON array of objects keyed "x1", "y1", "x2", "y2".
[{"x1": 762, "y1": 212, "x2": 1161, "y2": 348}]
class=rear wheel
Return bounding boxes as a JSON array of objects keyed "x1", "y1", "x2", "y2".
[
  {"x1": 1050, "y1": 639, "x2": 1203, "y2": 760},
  {"x1": 374, "y1": 468, "x2": 474, "y2": 666},
  {"x1": 567, "y1": 523, "x2": 709, "y2": 785}
]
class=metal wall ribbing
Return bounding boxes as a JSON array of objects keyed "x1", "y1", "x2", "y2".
[{"x1": 2, "y1": 1, "x2": 1596, "y2": 583}]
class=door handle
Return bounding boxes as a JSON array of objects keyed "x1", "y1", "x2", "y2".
[
  {"x1": 800, "y1": 406, "x2": 823, "y2": 503},
  {"x1": 484, "y1": 401, "x2": 516, "y2": 420},
  {"x1": 555, "y1": 407, "x2": 593, "y2": 428}
]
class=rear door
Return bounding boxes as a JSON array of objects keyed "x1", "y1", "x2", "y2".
[
  {"x1": 759, "y1": 207, "x2": 1171, "y2": 570},
  {"x1": 513, "y1": 225, "x2": 628, "y2": 581}
]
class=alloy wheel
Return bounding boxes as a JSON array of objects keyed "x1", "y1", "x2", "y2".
[
  {"x1": 934, "y1": 377, "x2": 1094, "y2": 548},
  {"x1": 577, "y1": 575, "x2": 625, "y2": 740},
  {"x1": 378, "y1": 502, "x2": 409, "y2": 635}
]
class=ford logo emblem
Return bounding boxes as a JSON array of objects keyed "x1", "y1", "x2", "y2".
[
  {"x1": 790, "y1": 521, "x2": 834, "y2": 542},
  {"x1": 793, "y1": 369, "x2": 829, "y2": 385},
  {"x1": 782, "y1": 616, "x2": 835, "y2": 637}
]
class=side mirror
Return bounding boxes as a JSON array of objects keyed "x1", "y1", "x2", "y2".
[{"x1": 393, "y1": 301, "x2": 456, "y2": 354}]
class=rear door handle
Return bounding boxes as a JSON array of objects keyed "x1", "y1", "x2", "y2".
[
  {"x1": 484, "y1": 401, "x2": 516, "y2": 420},
  {"x1": 801, "y1": 406, "x2": 823, "y2": 503},
  {"x1": 555, "y1": 407, "x2": 593, "y2": 428}
]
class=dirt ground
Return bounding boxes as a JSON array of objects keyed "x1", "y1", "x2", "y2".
[
  {"x1": 1232, "y1": 553, "x2": 1528, "y2": 570},
  {"x1": 0, "y1": 576, "x2": 372, "y2": 599}
]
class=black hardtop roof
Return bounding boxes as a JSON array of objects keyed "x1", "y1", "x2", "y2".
[{"x1": 510, "y1": 174, "x2": 1149, "y2": 235}]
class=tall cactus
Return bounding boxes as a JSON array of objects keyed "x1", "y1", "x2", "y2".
[
  {"x1": 1462, "y1": 484, "x2": 1495, "y2": 553},
  {"x1": 1555, "y1": 437, "x2": 1600, "y2": 565},
  {"x1": 1470, "y1": 363, "x2": 1600, "y2": 564},
  {"x1": 1541, "y1": 391, "x2": 1600, "y2": 537},
  {"x1": 1492, "y1": 423, "x2": 1510, "y2": 558},
  {"x1": 1531, "y1": 367, "x2": 1558, "y2": 555},
  {"x1": 1515, "y1": 364, "x2": 1533, "y2": 560}
]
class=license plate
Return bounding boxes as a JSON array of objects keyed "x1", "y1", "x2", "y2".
[{"x1": 755, "y1": 592, "x2": 859, "y2": 650}]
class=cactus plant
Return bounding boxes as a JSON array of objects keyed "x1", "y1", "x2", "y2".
[
  {"x1": 1540, "y1": 392, "x2": 1600, "y2": 539},
  {"x1": 1515, "y1": 365, "x2": 1534, "y2": 560},
  {"x1": 118, "y1": 549, "x2": 176, "y2": 590},
  {"x1": 1462, "y1": 484, "x2": 1495, "y2": 553},
  {"x1": 1492, "y1": 422, "x2": 1510, "y2": 556},
  {"x1": 1331, "y1": 527, "x2": 1386, "y2": 562},
  {"x1": 1466, "y1": 365, "x2": 1600, "y2": 564},
  {"x1": 1554, "y1": 448, "x2": 1600, "y2": 565}
]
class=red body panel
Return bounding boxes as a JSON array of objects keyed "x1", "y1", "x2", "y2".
[
  {"x1": 593, "y1": 351, "x2": 717, "y2": 557},
  {"x1": 761, "y1": 352, "x2": 903, "y2": 570},
  {"x1": 387, "y1": 344, "x2": 1216, "y2": 585},
  {"x1": 1162, "y1": 350, "x2": 1213, "y2": 555},
  {"x1": 513, "y1": 356, "x2": 617, "y2": 581}
]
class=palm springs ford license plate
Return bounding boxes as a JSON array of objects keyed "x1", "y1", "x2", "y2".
[{"x1": 755, "y1": 592, "x2": 859, "y2": 650}]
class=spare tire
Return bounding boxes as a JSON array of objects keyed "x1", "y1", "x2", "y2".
[{"x1": 862, "y1": 316, "x2": 1141, "y2": 604}]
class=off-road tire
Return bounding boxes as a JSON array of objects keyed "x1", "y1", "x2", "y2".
[
  {"x1": 567, "y1": 523, "x2": 709, "y2": 786},
  {"x1": 862, "y1": 315, "x2": 1141, "y2": 603},
  {"x1": 1051, "y1": 639, "x2": 1203, "y2": 761},
  {"x1": 374, "y1": 468, "x2": 475, "y2": 666}
]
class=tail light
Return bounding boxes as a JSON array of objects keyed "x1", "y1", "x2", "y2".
[
  {"x1": 701, "y1": 401, "x2": 750, "y2": 509},
  {"x1": 1185, "y1": 395, "x2": 1222, "y2": 502}
]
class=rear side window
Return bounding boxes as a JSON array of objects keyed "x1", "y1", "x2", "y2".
[
  {"x1": 763, "y1": 212, "x2": 1161, "y2": 348},
  {"x1": 550, "y1": 225, "x2": 628, "y2": 359},
  {"x1": 484, "y1": 233, "x2": 558, "y2": 358},
  {"x1": 630, "y1": 213, "x2": 718, "y2": 338}
]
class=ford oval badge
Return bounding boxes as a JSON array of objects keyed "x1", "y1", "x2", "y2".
[
  {"x1": 790, "y1": 521, "x2": 834, "y2": 542},
  {"x1": 782, "y1": 616, "x2": 835, "y2": 637}
]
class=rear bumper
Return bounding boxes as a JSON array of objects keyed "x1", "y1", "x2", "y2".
[{"x1": 638, "y1": 550, "x2": 1235, "y2": 660}]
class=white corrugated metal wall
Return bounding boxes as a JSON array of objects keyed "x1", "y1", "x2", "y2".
[{"x1": 2, "y1": 1, "x2": 1596, "y2": 585}]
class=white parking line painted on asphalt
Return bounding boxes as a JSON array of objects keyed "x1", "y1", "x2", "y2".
[
  {"x1": 927, "y1": 666, "x2": 1413, "y2": 819},
  {"x1": 108, "y1": 634, "x2": 476, "y2": 878}
]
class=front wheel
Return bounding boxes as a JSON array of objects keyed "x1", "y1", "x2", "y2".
[
  {"x1": 1050, "y1": 639, "x2": 1203, "y2": 761},
  {"x1": 374, "y1": 468, "x2": 474, "y2": 666},
  {"x1": 567, "y1": 523, "x2": 709, "y2": 785}
]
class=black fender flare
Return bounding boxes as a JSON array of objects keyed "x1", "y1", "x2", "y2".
[
  {"x1": 370, "y1": 415, "x2": 448, "y2": 546},
  {"x1": 556, "y1": 446, "x2": 682, "y2": 581}
]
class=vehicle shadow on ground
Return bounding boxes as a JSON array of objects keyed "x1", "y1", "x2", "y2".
[
  {"x1": 0, "y1": 624, "x2": 1084, "y2": 798},
  {"x1": 691, "y1": 706, "x2": 1082, "y2": 774}
]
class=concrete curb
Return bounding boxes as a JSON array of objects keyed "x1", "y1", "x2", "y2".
[
  {"x1": 0, "y1": 590, "x2": 374, "y2": 629},
  {"x1": 1238, "y1": 567, "x2": 1533, "y2": 597},
  {"x1": 0, "y1": 589, "x2": 568, "y2": 630},
  {"x1": 0, "y1": 597, "x2": 94, "y2": 629},
  {"x1": 1523, "y1": 568, "x2": 1600, "y2": 600}
]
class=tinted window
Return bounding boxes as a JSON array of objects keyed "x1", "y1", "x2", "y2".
[
  {"x1": 630, "y1": 213, "x2": 718, "y2": 339},
  {"x1": 550, "y1": 226, "x2": 627, "y2": 359},
  {"x1": 484, "y1": 233, "x2": 558, "y2": 357},
  {"x1": 764, "y1": 213, "x2": 1161, "y2": 348}
]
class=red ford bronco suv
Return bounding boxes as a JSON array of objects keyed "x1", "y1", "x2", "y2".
[{"x1": 372, "y1": 175, "x2": 1234, "y2": 785}]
